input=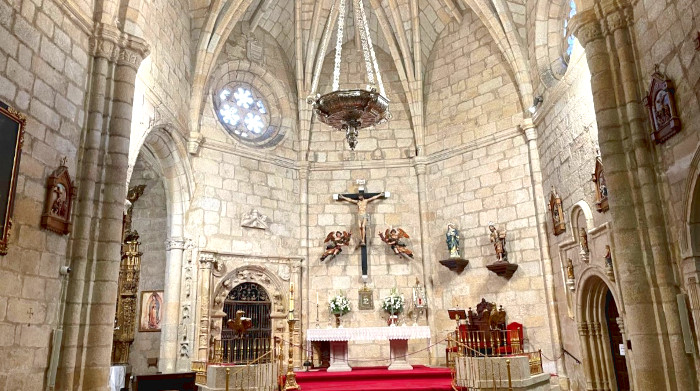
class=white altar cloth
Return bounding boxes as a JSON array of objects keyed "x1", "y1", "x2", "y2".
[{"x1": 306, "y1": 326, "x2": 431, "y2": 342}]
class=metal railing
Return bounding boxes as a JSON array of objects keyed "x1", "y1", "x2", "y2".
[
  {"x1": 448, "y1": 335, "x2": 514, "y2": 391},
  {"x1": 223, "y1": 340, "x2": 283, "y2": 391},
  {"x1": 217, "y1": 337, "x2": 273, "y2": 364}
]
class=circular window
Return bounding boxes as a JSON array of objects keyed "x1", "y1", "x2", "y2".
[{"x1": 214, "y1": 84, "x2": 271, "y2": 142}]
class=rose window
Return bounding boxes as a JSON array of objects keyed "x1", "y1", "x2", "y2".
[{"x1": 214, "y1": 85, "x2": 271, "y2": 141}]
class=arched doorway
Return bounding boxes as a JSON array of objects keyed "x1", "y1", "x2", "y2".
[
  {"x1": 222, "y1": 282, "x2": 272, "y2": 363},
  {"x1": 577, "y1": 272, "x2": 631, "y2": 390},
  {"x1": 605, "y1": 290, "x2": 629, "y2": 390}
]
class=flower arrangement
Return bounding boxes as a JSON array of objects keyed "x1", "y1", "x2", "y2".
[
  {"x1": 381, "y1": 288, "x2": 405, "y2": 315},
  {"x1": 329, "y1": 292, "x2": 351, "y2": 315}
]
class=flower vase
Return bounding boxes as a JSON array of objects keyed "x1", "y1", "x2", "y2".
[
  {"x1": 334, "y1": 313, "x2": 341, "y2": 328},
  {"x1": 388, "y1": 315, "x2": 398, "y2": 327}
]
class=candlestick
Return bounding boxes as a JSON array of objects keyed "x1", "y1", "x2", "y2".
[{"x1": 289, "y1": 283, "x2": 294, "y2": 312}]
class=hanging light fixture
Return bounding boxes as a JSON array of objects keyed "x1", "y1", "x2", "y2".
[{"x1": 308, "y1": 0, "x2": 391, "y2": 150}]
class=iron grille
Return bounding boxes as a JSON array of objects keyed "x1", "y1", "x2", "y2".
[{"x1": 222, "y1": 282, "x2": 272, "y2": 364}]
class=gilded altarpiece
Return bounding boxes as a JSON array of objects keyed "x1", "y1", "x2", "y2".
[
  {"x1": 112, "y1": 231, "x2": 143, "y2": 363},
  {"x1": 191, "y1": 251, "x2": 302, "y2": 385}
]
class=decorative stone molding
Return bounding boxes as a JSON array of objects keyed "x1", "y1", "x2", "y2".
[
  {"x1": 577, "y1": 321, "x2": 589, "y2": 336},
  {"x1": 569, "y1": 11, "x2": 603, "y2": 47}
]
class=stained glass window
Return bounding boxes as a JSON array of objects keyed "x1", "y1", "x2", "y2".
[
  {"x1": 214, "y1": 84, "x2": 271, "y2": 141},
  {"x1": 563, "y1": 0, "x2": 578, "y2": 58}
]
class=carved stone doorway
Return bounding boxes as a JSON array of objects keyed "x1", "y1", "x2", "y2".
[
  {"x1": 222, "y1": 282, "x2": 272, "y2": 363},
  {"x1": 605, "y1": 290, "x2": 629, "y2": 390}
]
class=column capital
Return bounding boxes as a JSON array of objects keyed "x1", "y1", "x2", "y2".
[
  {"x1": 412, "y1": 157, "x2": 428, "y2": 175},
  {"x1": 521, "y1": 119, "x2": 537, "y2": 142},
  {"x1": 570, "y1": 1, "x2": 634, "y2": 47},
  {"x1": 199, "y1": 253, "x2": 216, "y2": 267},
  {"x1": 165, "y1": 237, "x2": 187, "y2": 251},
  {"x1": 570, "y1": 10, "x2": 604, "y2": 47},
  {"x1": 90, "y1": 23, "x2": 150, "y2": 69}
]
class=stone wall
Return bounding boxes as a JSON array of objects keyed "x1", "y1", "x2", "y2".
[
  {"x1": 129, "y1": 156, "x2": 169, "y2": 375},
  {"x1": 633, "y1": 0, "x2": 700, "y2": 263},
  {"x1": 424, "y1": 8, "x2": 524, "y2": 156},
  {"x1": 0, "y1": 0, "x2": 90, "y2": 388},
  {"x1": 533, "y1": 52, "x2": 612, "y2": 389}
]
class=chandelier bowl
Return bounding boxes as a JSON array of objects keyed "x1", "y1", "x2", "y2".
[{"x1": 312, "y1": 89, "x2": 389, "y2": 130}]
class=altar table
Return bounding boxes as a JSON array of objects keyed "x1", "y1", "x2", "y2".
[{"x1": 307, "y1": 326, "x2": 431, "y2": 372}]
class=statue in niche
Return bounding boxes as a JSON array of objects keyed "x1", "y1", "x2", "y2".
[
  {"x1": 604, "y1": 245, "x2": 615, "y2": 281},
  {"x1": 41, "y1": 157, "x2": 77, "y2": 235},
  {"x1": 566, "y1": 259, "x2": 575, "y2": 280},
  {"x1": 579, "y1": 228, "x2": 590, "y2": 255},
  {"x1": 549, "y1": 186, "x2": 566, "y2": 236},
  {"x1": 379, "y1": 228, "x2": 413, "y2": 258},
  {"x1": 320, "y1": 231, "x2": 351, "y2": 262},
  {"x1": 488, "y1": 222, "x2": 508, "y2": 262},
  {"x1": 446, "y1": 223, "x2": 460, "y2": 258},
  {"x1": 241, "y1": 209, "x2": 270, "y2": 229}
]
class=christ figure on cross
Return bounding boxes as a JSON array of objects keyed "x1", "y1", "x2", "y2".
[{"x1": 334, "y1": 190, "x2": 387, "y2": 245}]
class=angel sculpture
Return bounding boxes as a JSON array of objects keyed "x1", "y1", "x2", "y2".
[
  {"x1": 379, "y1": 228, "x2": 414, "y2": 258},
  {"x1": 226, "y1": 310, "x2": 253, "y2": 338},
  {"x1": 320, "y1": 231, "x2": 352, "y2": 262}
]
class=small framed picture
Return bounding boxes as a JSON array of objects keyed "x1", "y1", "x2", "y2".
[
  {"x1": 358, "y1": 288, "x2": 373, "y2": 310},
  {"x1": 139, "y1": 290, "x2": 164, "y2": 332}
]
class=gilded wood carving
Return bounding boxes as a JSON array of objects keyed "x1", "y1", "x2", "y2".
[{"x1": 0, "y1": 102, "x2": 25, "y2": 255}]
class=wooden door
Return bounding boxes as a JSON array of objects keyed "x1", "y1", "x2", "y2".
[{"x1": 605, "y1": 290, "x2": 630, "y2": 390}]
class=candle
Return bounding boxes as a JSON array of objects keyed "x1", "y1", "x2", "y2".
[
  {"x1": 289, "y1": 283, "x2": 294, "y2": 312},
  {"x1": 316, "y1": 292, "x2": 319, "y2": 306}
]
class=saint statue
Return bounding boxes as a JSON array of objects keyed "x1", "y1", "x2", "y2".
[
  {"x1": 446, "y1": 223, "x2": 460, "y2": 258},
  {"x1": 566, "y1": 259, "x2": 575, "y2": 280},
  {"x1": 579, "y1": 228, "x2": 589, "y2": 254},
  {"x1": 488, "y1": 222, "x2": 508, "y2": 262}
]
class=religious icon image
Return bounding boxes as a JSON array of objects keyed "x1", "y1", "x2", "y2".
[
  {"x1": 241, "y1": 208, "x2": 271, "y2": 230},
  {"x1": 549, "y1": 186, "x2": 566, "y2": 236},
  {"x1": 41, "y1": 158, "x2": 76, "y2": 235},
  {"x1": 644, "y1": 69, "x2": 682, "y2": 144},
  {"x1": 379, "y1": 227, "x2": 413, "y2": 258},
  {"x1": 139, "y1": 291, "x2": 164, "y2": 332},
  {"x1": 358, "y1": 285, "x2": 374, "y2": 310},
  {"x1": 335, "y1": 190, "x2": 387, "y2": 244},
  {"x1": 446, "y1": 223, "x2": 460, "y2": 258},
  {"x1": 320, "y1": 230, "x2": 352, "y2": 262},
  {"x1": 488, "y1": 222, "x2": 508, "y2": 262}
]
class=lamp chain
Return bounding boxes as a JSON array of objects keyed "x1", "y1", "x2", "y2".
[
  {"x1": 310, "y1": 0, "x2": 338, "y2": 96},
  {"x1": 358, "y1": 0, "x2": 385, "y2": 96},
  {"x1": 354, "y1": 0, "x2": 375, "y2": 88},
  {"x1": 332, "y1": 0, "x2": 347, "y2": 91}
]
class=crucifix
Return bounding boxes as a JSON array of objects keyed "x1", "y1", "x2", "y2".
[{"x1": 333, "y1": 180, "x2": 390, "y2": 280}]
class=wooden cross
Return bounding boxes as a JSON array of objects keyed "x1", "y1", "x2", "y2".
[{"x1": 333, "y1": 181, "x2": 390, "y2": 280}]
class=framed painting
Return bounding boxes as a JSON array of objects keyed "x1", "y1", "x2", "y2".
[
  {"x1": 358, "y1": 287, "x2": 373, "y2": 310},
  {"x1": 0, "y1": 102, "x2": 25, "y2": 255},
  {"x1": 139, "y1": 290, "x2": 164, "y2": 332}
]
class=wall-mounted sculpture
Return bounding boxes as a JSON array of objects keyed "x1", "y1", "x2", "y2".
[
  {"x1": 605, "y1": 245, "x2": 615, "y2": 282},
  {"x1": 320, "y1": 231, "x2": 351, "y2": 262},
  {"x1": 41, "y1": 157, "x2": 76, "y2": 235},
  {"x1": 643, "y1": 68, "x2": 681, "y2": 144},
  {"x1": 579, "y1": 228, "x2": 590, "y2": 263},
  {"x1": 486, "y1": 222, "x2": 518, "y2": 278},
  {"x1": 439, "y1": 224, "x2": 468, "y2": 273},
  {"x1": 241, "y1": 209, "x2": 270, "y2": 229},
  {"x1": 566, "y1": 258, "x2": 575, "y2": 291},
  {"x1": 591, "y1": 156, "x2": 609, "y2": 213},
  {"x1": 378, "y1": 227, "x2": 413, "y2": 259},
  {"x1": 549, "y1": 186, "x2": 566, "y2": 236}
]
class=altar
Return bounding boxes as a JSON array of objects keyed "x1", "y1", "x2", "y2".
[{"x1": 306, "y1": 326, "x2": 431, "y2": 372}]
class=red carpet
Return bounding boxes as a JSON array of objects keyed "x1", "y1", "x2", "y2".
[{"x1": 294, "y1": 366, "x2": 453, "y2": 391}]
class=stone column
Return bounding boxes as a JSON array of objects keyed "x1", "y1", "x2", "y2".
[
  {"x1": 58, "y1": 24, "x2": 149, "y2": 391},
  {"x1": 577, "y1": 322, "x2": 595, "y2": 390},
  {"x1": 196, "y1": 254, "x2": 215, "y2": 362},
  {"x1": 413, "y1": 157, "x2": 436, "y2": 364},
  {"x1": 522, "y1": 120, "x2": 566, "y2": 381},
  {"x1": 571, "y1": 2, "x2": 695, "y2": 389},
  {"x1": 160, "y1": 238, "x2": 186, "y2": 372}
]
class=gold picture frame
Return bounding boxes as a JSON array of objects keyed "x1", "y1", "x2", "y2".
[
  {"x1": 139, "y1": 290, "x2": 164, "y2": 332},
  {"x1": 0, "y1": 102, "x2": 25, "y2": 255},
  {"x1": 358, "y1": 286, "x2": 373, "y2": 310}
]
